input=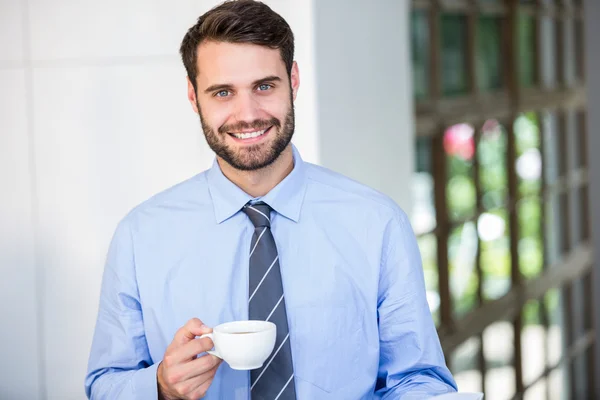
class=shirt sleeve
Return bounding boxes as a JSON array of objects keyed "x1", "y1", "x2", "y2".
[
  {"x1": 375, "y1": 209, "x2": 458, "y2": 399},
  {"x1": 84, "y1": 218, "x2": 159, "y2": 399}
]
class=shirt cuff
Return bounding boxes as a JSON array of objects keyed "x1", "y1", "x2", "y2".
[{"x1": 132, "y1": 362, "x2": 160, "y2": 400}]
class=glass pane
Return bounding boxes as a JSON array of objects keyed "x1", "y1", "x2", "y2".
[
  {"x1": 573, "y1": 352, "x2": 588, "y2": 399},
  {"x1": 451, "y1": 337, "x2": 483, "y2": 393},
  {"x1": 575, "y1": 19, "x2": 584, "y2": 80},
  {"x1": 418, "y1": 234, "x2": 440, "y2": 326},
  {"x1": 484, "y1": 321, "x2": 516, "y2": 400},
  {"x1": 571, "y1": 278, "x2": 586, "y2": 340},
  {"x1": 569, "y1": 279, "x2": 588, "y2": 395},
  {"x1": 548, "y1": 366, "x2": 567, "y2": 400},
  {"x1": 580, "y1": 186, "x2": 590, "y2": 241},
  {"x1": 522, "y1": 300, "x2": 546, "y2": 387},
  {"x1": 545, "y1": 289, "x2": 564, "y2": 367},
  {"x1": 515, "y1": 113, "x2": 544, "y2": 279},
  {"x1": 479, "y1": 119, "x2": 508, "y2": 210},
  {"x1": 584, "y1": 272, "x2": 593, "y2": 331},
  {"x1": 585, "y1": 349, "x2": 595, "y2": 396},
  {"x1": 524, "y1": 378, "x2": 547, "y2": 400},
  {"x1": 445, "y1": 123, "x2": 476, "y2": 221},
  {"x1": 515, "y1": 112, "x2": 542, "y2": 198},
  {"x1": 518, "y1": 13, "x2": 536, "y2": 87},
  {"x1": 479, "y1": 208, "x2": 511, "y2": 301},
  {"x1": 449, "y1": 222, "x2": 479, "y2": 317},
  {"x1": 441, "y1": 14, "x2": 468, "y2": 96},
  {"x1": 566, "y1": 111, "x2": 584, "y2": 245},
  {"x1": 542, "y1": 111, "x2": 560, "y2": 185},
  {"x1": 556, "y1": 114, "x2": 568, "y2": 178},
  {"x1": 411, "y1": 10, "x2": 430, "y2": 100},
  {"x1": 565, "y1": 111, "x2": 587, "y2": 206},
  {"x1": 545, "y1": 194, "x2": 565, "y2": 265},
  {"x1": 560, "y1": 192, "x2": 570, "y2": 253},
  {"x1": 562, "y1": 18, "x2": 576, "y2": 86},
  {"x1": 539, "y1": 17, "x2": 557, "y2": 89},
  {"x1": 570, "y1": 187, "x2": 582, "y2": 246},
  {"x1": 566, "y1": 110, "x2": 578, "y2": 172},
  {"x1": 477, "y1": 17, "x2": 503, "y2": 91},
  {"x1": 412, "y1": 137, "x2": 436, "y2": 235},
  {"x1": 576, "y1": 111, "x2": 587, "y2": 169},
  {"x1": 518, "y1": 197, "x2": 543, "y2": 279}
]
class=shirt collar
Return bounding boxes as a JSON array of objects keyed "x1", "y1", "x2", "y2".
[{"x1": 207, "y1": 144, "x2": 308, "y2": 224}]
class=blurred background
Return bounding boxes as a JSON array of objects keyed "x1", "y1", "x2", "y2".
[{"x1": 1, "y1": 0, "x2": 599, "y2": 399}]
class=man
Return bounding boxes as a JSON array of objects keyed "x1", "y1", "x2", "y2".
[{"x1": 85, "y1": 1, "x2": 457, "y2": 399}]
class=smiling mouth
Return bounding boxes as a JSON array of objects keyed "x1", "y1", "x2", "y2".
[{"x1": 228, "y1": 126, "x2": 272, "y2": 140}]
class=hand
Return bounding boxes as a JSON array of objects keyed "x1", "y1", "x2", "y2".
[{"x1": 157, "y1": 318, "x2": 222, "y2": 400}]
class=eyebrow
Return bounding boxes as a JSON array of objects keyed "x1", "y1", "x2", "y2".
[{"x1": 203, "y1": 76, "x2": 282, "y2": 94}]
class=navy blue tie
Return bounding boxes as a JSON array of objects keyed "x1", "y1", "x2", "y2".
[{"x1": 242, "y1": 202, "x2": 296, "y2": 400}]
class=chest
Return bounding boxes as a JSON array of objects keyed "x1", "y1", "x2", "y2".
[{"x1": 135, "y1": 213, "x2": 383, "y2": 341}]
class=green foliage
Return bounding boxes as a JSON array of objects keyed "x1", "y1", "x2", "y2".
[{"x1": 438, "y1": 114, "x2": 545, "y2": 315}]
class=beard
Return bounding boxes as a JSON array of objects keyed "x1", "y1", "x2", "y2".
[{"x1": 197, "y1": 95, "x2": 295, "y2": 171}]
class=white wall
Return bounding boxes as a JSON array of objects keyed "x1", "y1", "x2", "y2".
[
  {"x1": 0, "y1": 1, "x2": 412, "y2": 398},
  {"x1": 0, "y1": 2, "x2": 40, "y2": 398}
]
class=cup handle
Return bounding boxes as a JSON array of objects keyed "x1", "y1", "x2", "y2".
[{"x1": 199, "y1": 333, "x2": 222, "y2": 359}]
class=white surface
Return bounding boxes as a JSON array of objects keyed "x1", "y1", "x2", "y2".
[
  {"x1": 276, "y1": 0, "x2": 319, "y2": 164},
  {"x1": 31, "y1": 62, "x2": 209, "y2": 399},
  {"x1": 312, "y1": 0, "x2": 414, "y2": 213},
  {"x1": 0, "y1": 69, "x2": 41, "y2": 400},
  {"x1": 0, "y1": 0, "x2": 24, "y2": 62},
  {"x1": 28, "y1": 0, "x2": 205, "y2": 60}
]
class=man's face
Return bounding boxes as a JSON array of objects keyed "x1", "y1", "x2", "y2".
[{"x1": 188, "y1": 41, "x2": 299, "y2": 171}]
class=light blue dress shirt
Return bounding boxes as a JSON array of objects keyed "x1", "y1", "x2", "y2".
[{"x1": 85, "y1": 145, "x2": 457, "y2": 399}]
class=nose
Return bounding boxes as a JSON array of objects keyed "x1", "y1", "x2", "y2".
[{"x1": 233, "y1": 91, "x2": 261, "y2": 124}]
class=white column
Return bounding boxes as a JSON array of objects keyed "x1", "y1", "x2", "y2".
[
  {"x1": 265, "y1": 0, "x2": 319, "y2": 164},
  {"x1": 312, "y1": 0, "x2": 414, "y2": 213}
]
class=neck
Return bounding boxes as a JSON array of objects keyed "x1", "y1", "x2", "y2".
[{"x1": 217, "y1": 145, "x2": 294, "y2": 198}]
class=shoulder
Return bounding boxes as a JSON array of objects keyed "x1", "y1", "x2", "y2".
[
  {"x1": 303, "y1": 162, "x2": 408, "y2": 221},
  {"x1": 119, "y1": 171, "x2": 211, "y2": 229}
]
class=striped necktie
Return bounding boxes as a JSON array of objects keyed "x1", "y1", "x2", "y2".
[{"x1": 242, "y1": 202, "x2": 297, "y2": 400}]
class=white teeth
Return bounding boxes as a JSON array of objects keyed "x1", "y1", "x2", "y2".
[{"x1": 232, "y1": 129, "x2": 267, "y2": 139}]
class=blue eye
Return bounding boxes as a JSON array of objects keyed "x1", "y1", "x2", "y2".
[
  {"x1": 215, "y1": 90, "x2": 230, "y2": 97},
  {"x1": 257, "y1": 84, "x2": 272, "y2": 91}
]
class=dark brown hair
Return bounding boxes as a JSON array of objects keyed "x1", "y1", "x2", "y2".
[{"x1": 180, "y1": 0, "x2": 295, "y2": 92}]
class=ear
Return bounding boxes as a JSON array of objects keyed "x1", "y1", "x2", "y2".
[
  {"x1": 290, "y1": 61, "x2": 300, "y2": 101},
  {"x1": 187, "y1": 77, "x2": 199, "y2": 114}
]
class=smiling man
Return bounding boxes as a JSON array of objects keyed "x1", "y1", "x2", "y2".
[{"x1": 84, "y1": 1, "x2": 457, "y2": 399}]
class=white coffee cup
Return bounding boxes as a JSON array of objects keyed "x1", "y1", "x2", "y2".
[{"x1": 199, "y1": 320, "x2": 277, "y2": 370}]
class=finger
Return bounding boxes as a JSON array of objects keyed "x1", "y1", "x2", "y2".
[
  {"x1": 177, "y1": 358, "x2": 221, "y2": 399},
  {"x1": 172, "y1": 318, "x2": 212, "y2": 346},
  {"x1": 170, "y1": 337, "x2": 216, "y2": 364},
  {"x1": 190, "y1": 369, "x2": 220, "y2": 400},
  {"x1": 160, "y1": 354, "x2": 220, "y2": 395},
  {"x1": 172, "y1": 353, "x2": 222, "y2": 383}
]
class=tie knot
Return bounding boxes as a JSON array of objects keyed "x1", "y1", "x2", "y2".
[{"x1": 243, "y1": 202, "x2": 272, "y2": 228}]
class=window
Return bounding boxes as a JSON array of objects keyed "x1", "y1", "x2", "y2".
[{"x1": 410, "y1": 0, "x2": 591, "y2": 398}]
